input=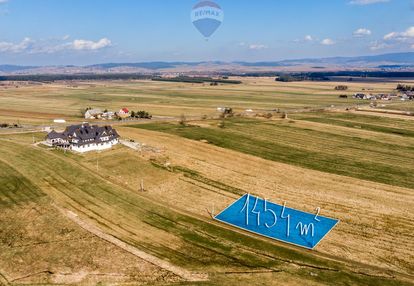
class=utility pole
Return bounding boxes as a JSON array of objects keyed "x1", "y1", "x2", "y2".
[{"x1": 140, "y1": 179, "x2": 144, "y2": 192}]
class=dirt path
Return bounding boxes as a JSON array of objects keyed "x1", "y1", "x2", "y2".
[{"x1": 53, "y1": 204, "x2": 208, "y2": 282}]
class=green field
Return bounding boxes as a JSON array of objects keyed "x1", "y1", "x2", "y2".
[{"x1": 130, "y1": 114, "x2": 414, "y2": 189}]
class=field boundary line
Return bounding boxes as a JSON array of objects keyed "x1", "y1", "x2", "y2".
[
  {"x1": 53, "y1": 204, "x2": 208, "y2": 282},
  {"x1": 0, "y1": 271, "x2": 9, "y2": 285}
]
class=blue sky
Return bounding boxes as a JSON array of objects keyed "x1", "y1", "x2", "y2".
[{"x1": 0, "y1": 0, "x2": 413, "y2": 65}]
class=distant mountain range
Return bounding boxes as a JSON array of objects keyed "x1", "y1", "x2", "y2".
[{"x1": 1, "y1": 52, "x2": 414, "y2": 75}]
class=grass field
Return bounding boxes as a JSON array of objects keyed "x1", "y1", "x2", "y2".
[
  {"x1": 0, "y1": 77, "x2": 411, "y2": 125},
  {"x1": 1, "y1": 78, "x2": 414, "y2": 285},
  {"x1": 2, "y1": 135, "x2": 410, "y2": 285},
  {"x1": 129, "y1": 115, "x2": 414, "y2": 189}
]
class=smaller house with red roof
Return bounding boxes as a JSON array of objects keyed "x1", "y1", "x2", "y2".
[{"x1": 118, "y1": 108, "x2": 130, "y2": 119}]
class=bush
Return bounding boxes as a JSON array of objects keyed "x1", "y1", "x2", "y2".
[
  {"x1": 263, "y1": 113, "x2": 273, "y2": 119},
  {"x1": 335, "y1": 85, "x2": 348, "y2": 91},
  {"x1": 179, "y1": 114, "x2": 187, "y2": 126}
]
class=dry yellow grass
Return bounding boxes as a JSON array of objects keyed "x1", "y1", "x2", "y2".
[
  {"x1": 0, "y1": 201, "x2": 180, "y2": 285},
  {"x1": 1, "y1": 77, "x2": 412, "y2": 125},
  {"x1": 1, "y1": 78, "x2": 414, "y2": 285},
  {"x1": 4, "y1": 136, "x2": 395, "y2": 285},
  {"x1": 117, "y1": 126, "x2": 414, "y2": 276}
]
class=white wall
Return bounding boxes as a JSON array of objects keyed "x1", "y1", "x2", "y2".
[{"x1": 71, "y1": 139, "x2": 118, "y2": 153}]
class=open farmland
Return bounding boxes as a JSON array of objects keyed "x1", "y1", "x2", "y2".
[
  {"x1": 0, "y1": 77, "x2": 410, "y2": 125},
  {"x1": 3, "y1": 133, "x2": 412, "y2": 285},
  {"x1": 129, "y1": 115, "x2": 414, "y2": 189},
  {"x1": 0, "y1": 78, "x2": 414, "y2": 285}
]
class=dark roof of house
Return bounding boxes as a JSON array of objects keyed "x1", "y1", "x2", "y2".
[{"x1": 47, "y1": 130, "x2": 67, "y2": 140}]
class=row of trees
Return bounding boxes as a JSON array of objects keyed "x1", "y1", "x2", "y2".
[
  {"x1": 0, "y1": 123, "x2": 20, "y2": 128},
  {"x1": 152, "y1": 76, "x2": 242, "y2": 85},
  {"x1": 396, "y1": 84, "x2": 414, "y2": 92},
  {"x1": 130, "y1": 110, "x2": 152, "y2": 119}
]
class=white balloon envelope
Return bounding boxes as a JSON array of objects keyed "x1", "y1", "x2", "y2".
[{"x1": 191, "y1": 1, "x2": 224, "y2": 39}]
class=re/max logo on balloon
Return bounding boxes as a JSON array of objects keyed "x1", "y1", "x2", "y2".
[
  {"x1": 193, "y1": 10, "x2": 221, "y2": 18},
  {"x1": 191, "y1": 1, "x2": 224, "y2": 39}
]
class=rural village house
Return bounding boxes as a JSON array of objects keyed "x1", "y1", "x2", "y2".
[
  {"x1": 117, "y1": 108, "x2": 130, "y2": 118},
  {"x1": 46, "y1": 123, "x2": 120, "y2": 153},
  {"x1": 84, "y1": 108, "x2": 103, "y2": 119}
]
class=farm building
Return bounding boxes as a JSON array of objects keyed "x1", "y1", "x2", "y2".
[
  {"x1": 85, "y1": 109, "x2": 103, "y2": 119},
  {"x1": 46, "y1": 123, "x2": 120, "y2": 153}
]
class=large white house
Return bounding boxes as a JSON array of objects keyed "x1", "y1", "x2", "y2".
[{"x1": 46, "y1": 123, "x2": 120, "y2": 153}]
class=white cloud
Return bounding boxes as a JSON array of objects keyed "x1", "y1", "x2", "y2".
[
  {"x1": 292, "y1": 35, "x2": 315, "y2": 43},
  {"x1": 372, "y1": 26, "x2": 414, "y2": 51},
  {"x1": 383, "y1": 26, "x2": 414, "y2": 42},
  {"x1": 248, "y1": 44, "x2": 268, "y2": 50},
  {"x1": 321, "y1": 38, "x2": 335, "y2": 45},
  {"x1": 353, "y1": 28, "x2": 371, "y2": 37},
  {"x1": 304, "y1": 35, "x2": 313, "y2": 41},
  {"x1": 0, "y1": 37, "x2": 112, "y2": 54},
  {"x1": 0, "y1": 37, "x2": 33, "y2": 53},
  {"x1": 370, "y1": 41, "x2": 388, "y2": 51},
  {"x1": 411, "y1": 44, "x2": 414, "y2": 49},
  {"x1": 62, "y1": 35, "x2": 70, "y2": 41},
  {"x1": 404, "y1": 26, "x2": 414, "y2": 37},
  {"x1": 384, "y1": 32, "x2": 398, "y2": 40},
  {"x1": 349, "y1": 0, "x2": 389, "y2": 5},
  {"x1": 384, "y1": 29, "x2": 413, "y2": 40},
  {"x1": 71, "y1": 38, "x2": 111, "y2": 51},
  {"x1": 0, "y1": 0, "x2": 8, "y2": 4}
]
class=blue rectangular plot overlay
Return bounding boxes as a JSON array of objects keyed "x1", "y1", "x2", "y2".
[{"x1": 215, "y1": 194, "x2": 339, "y2": 249}]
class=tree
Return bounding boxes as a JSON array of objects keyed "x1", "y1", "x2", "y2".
[
  {"x1": 131, "y1": 111, "x2": 136, "y2": 118},
  {"x1": 396, "y1": 84, "x2": 414, "y2": 92}
]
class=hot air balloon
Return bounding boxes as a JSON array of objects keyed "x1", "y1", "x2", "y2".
[{"x1": 191, "y1": 1, "x2": 223, "y2": 39}]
